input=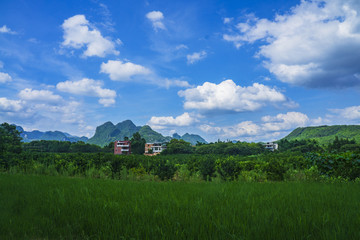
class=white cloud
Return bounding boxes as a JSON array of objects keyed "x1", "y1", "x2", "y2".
[
  {"x1": 148, "y1": 112, "x2": 198, "y2": 129},
  {"x1": 175, "y1": 44, "x2": 188, "y2": 50},
  {"x1": 200, "y1": 111, "x2": 311, "y2": 141},
  {"x1": 100, "y1": 60, "x2": 151, "y2": 81},
  {"x1": 0, "y1": 72, "x2": 12, "y2": 83},
  {"x1": 0, "y1": 25, "x2": 16, "y2": 34},
  {"x1": 261, "y1": 112, "x2": 309, "y2": 132},
  {"x1": 18, "y1": 88, "x2": 62, "y2": 103},
  {"x1": 187, "y1": 51, "x2": 207, "y2": 64},
  {"x1": 146, "y1": 11, "x2": 166, "y2": 31},
  {"x1": 0, "y1": 89, "x2": 93, "y2": 138},
  {"x1": 223, "y1": 17, "x2": 234, "y2": 24},
  {"x1": 224, "y1": 0, "x2": 360, "y2": 88},
  {"x1": 330, "y1": 105, "x2": 360, "y2": 120},
  {"x1": 178, "y1": 79, "x2": 294, "y2": 113},
  {"x1": 56, "y1": 78, "x2": 116, "y2": 106},
  {"x1": 164, "y1": 78, "x2": 191, "y2": 88},
  {"x1": 61, "y1": 15, "x2": 119, "y2": 57},
  {"x1": 0, "y1": 98, "x2": 23, "y2": 112},
  {"x1": 98, "y1": 98, "x2": 115, "y2": 107}
]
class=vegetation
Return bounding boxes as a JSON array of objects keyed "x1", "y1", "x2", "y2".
[
  {"x1": 1, "y1": 174, "x2": 359, "y2": 239},
  {"x1": 1, "y1": 122, "x2": 360, "y2": 182},
  {"x1": 86, "y1": 120, "x2": 206, "y2": 147},
  {"x1": 283, "y1": 125, "x2": 360, "y2": 145},
  {"x1": 1, "y1": 121, "x2": 360, "y2": 238}
]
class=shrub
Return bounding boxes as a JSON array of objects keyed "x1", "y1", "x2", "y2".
[{"x1": 198, "y1": 157, "x2": 216, "y2": 181}]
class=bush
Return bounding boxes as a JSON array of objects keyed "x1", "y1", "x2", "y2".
[
  {"x1": 153, "y1": 159, "x2": 177, "y2": 181},
  {"x1": 216, "y1": 156, "x2": 240, "y2": 181},
  {"x1": 198, "y1": 157, "x2": 216, "y2": 181}
]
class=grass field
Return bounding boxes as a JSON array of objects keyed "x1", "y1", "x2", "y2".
[{"x1": 0, "y1": 174, "x2": 359, "y2": 239}]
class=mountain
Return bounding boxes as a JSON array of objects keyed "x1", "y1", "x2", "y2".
[
  {"x1": 282, "y1": 125, "x2": 360, "y2": 145},
  {"x1": 87, "y1": 120, "x2": 208, "y2": 147},
  {"x1": 180, "y1": 133, "x2": 207, "y2": 145},
  {"x1": 87, "y1": 120, "x2": 170, "y2": 147},
  {"x1": 139, "y1": 125, "x2": 172, "y2": 143},
  {"x1": 15, "y1": 125, "x2": 88, "y2": 143},
  {"x1": 172, "y1": 133, "x2": 181, "y2": 139}
]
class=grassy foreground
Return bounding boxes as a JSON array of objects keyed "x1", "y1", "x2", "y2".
[{"x1": 0, "y1": 174, "x2": 359, "y2": 239}]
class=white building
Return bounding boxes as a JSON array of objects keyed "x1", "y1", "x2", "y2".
[{"x1": 264, "y1": 142, "x2": 278, "y2": 151}]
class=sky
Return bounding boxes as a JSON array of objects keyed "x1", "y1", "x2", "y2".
[{"x1": 0, "y1": 0, "x2": 360, "y2": 142}]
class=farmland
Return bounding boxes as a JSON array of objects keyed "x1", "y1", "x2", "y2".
[{"x1": 1, "y1": 174, "x2": 359, "y2": 239}]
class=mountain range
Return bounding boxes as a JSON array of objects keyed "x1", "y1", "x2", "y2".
[
  {"x1": 282, "y1": 125, "x2": 360, "y2": 145},
  {"x1": 15, "y1": 120, "x2": 207, "y2": 147},
  {"x1": 86, "y1": 120, "x2": 207, "y2": 147},
  {"x1": 15, "y1": 126, "x2": 88, "y2": 143}
]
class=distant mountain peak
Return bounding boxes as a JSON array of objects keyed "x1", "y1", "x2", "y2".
[
  {"x1": 13, "y1": 124, "x2": 88, "y2": 143},
  {"x1": 172, "y1": 133, "x2": 181, "y2": 139},
  {"x1": 87, "y1": 120, "x2": 207, "y2": 147}
]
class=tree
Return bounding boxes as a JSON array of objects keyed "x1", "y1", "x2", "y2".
[
  {"x1": 131, "y1": 132, "x2": 146, "y2": 154},
  {"x1": 162, "y1": 139, "x2": 194, "y2": 154},
  {"x1": 0, "y1": 123, "x2": 22, "y2": 156}
]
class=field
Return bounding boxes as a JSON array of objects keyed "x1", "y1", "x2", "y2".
[{"x1": 1, "y1": 174, "x2": 359, "y2": 239}]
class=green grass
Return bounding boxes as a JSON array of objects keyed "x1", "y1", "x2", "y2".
[{"x1": 0, "y1": 174, "x2": 359, "y2": 239}]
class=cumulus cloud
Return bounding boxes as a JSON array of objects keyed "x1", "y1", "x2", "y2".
[
  {"x1": 0, "y1": 90, "x2": 93, "y2": 138},
  {"x1": 148, "y1": 112, "x2": 198, "y2": 130},
  {"x1": 0, "y1": 25, "x2": 16, "y2": 34},
  {"x1": 200, "y1": 111, "x2": 311, "y2": 141},
  {"x1": 146, "y1": 11, "x2": 166, "y2": 31},
  {"x1": 329, "y1": 105, "x2": 360, "y2": 120},
  {"x1": 0, "y1": 72, "x2": 12, "y2": 83},
  {"x1": 224, "y1": 0, "x2": 360, "y2": 88},
  {"x1": 56, "y1": 78, "x2": 116, "y2": 107},
  {"x1": 100, "y1": 60, "x2": 151, "y2": 81},
  {"x1": 61, "y1": 15, "x2": 119, "y2": 57},
  {"x1": 261, "y1": 112, "x2": 310, "y2": 132},
  {"x1": 18, "y1": 88, "x2": 63, "y2": 103},
  {"x1": 187, "y1": 51, "x2": 207, "y2": 64},
  {"x1": 178, "y1": 79, "x2": 294, "y2": 113},
  {"x1": 0, "y1": 98, "x2": 23, "y2": 112}
]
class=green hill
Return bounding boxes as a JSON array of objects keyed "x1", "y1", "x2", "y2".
[
  {"x1": 87, "y1": 121, "x2": 172, "y2": 147},
  {"x1": 139, "y1": 125, "x2": 172, "y2": 143},
  {"x1": 181, "y1": 133, "x2": 207, "y2": 145},
  {"x1": 283, "y1": 125, "x2": 360, "y2": 145},
  {"x1": 87, "y1": 120, "x2": 208, "y2": 147}
]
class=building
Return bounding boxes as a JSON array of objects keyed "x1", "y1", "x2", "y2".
[
  {"x1": 114, "y1": 140, "x2": 131, "y2": 155},
  {"x1": 263, "y1": 142, "x2": 278, "y2": 151},
  {"x1": 144, "y1": 142, "x2": 167, "y2": 156}
]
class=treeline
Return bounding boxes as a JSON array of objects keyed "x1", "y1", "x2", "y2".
[
  {"x1": 23, "y1": 140, "x2": 113, "y2": 153},
  {"x1": 1, "y1": 122, "x2": 360, "y2": 182},
  {"x1": 1, "y1": 150, "x2": 359, "y2": 182}
]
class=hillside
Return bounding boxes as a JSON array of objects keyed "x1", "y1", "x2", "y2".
[
  {"x1": 87, "y1": 120, "x2": 171, "y2": 147},
  {"x1": 87, "y1": 120, "x2": 207, "y2": 147},
  {"x1": 180, "y1": 133, "x2": 207, "y2": 145},
  {"x1": 283, "y1": 125, "x2": 360, "y2": 145}
]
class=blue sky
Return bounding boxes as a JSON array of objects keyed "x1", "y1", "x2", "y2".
[{"x1": 1, "y1": 0, "x2": 360, "y2": 142}]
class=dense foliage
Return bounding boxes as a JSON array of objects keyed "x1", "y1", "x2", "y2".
[
  {"x1": 1, "y1": 122, "x2": 360, "y2": 182},
  {"x1": 0, "y1": 123, "x2": 22, "y2": 156}
]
